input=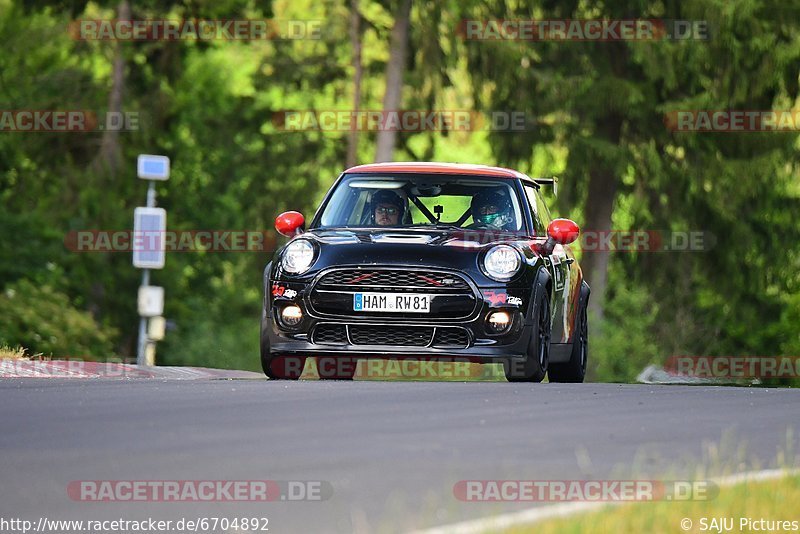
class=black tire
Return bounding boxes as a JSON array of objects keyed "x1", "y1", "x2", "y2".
[
  {"x1": 548, "y1": 284, "x2": 589, "y2": 383},
  {"x1": 504, "y1": 286, "x2": 550, "y2": 382},
  {"x1": 317, "y1": 356, "x2": 357, "y2": 380},
  {"x1": 261, "y1": 353, "x2": 306, "y2": 380}
]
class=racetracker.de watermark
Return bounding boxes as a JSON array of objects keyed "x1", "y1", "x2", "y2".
[
  {"x1": 665, "y1": 356, "x2": 800, "y2": 379},
  {"x1": 567, "y1": 230, "x2": 712, "y2": 252},
  {"x1": 271, "y1": 110, "x2": 534, "y2": 132},
  {"x1": 70, "y1": 19, "x2": 322, "y2": 40},
  {"x1": 458, "y1": 19, "x2": 709, "y2": 41},
  {"x1": 1, "y1": 517, "x2": 270, "y2": 534},
  {"x1": 0, "y1": 358, "x2": 143, "y2": 379},
  {"x1": 442, "y1": 230, "x2": 714, "y2": 252},
  {"x1": 665, "y1": 110, "x2": 800, "y2": 132},
  {"x1": 67, "y1": 480, "x2": 333, "y2": 502},
  {"x1": 453, "y1": 480, "x2": 717, "y2": 501},
  {"x1": 64, "y1": 230, "x2": 277, "y2": 253},
  {"x1": 0, "y1": 111, "x2": 138, "y2": 132},
  {"x1": 321, "y1": 357, "x2": 480, "y2": 380}
]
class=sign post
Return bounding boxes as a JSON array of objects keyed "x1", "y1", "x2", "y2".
[{"x1": 134, "y1": 154, "x2": 169, "y2": 366}]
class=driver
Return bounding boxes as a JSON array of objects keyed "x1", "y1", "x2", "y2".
[
  {"x1": 469, "y1": 189, "x2": 515, "y2": 230},
  {"x1": 371, "y1": 189, "x2": 406, "y2": 226}
]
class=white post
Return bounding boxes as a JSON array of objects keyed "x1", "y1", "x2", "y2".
[
  {"x1": 136, "y1": 181, "x2": 156, "y2": 366},
  {"x1": 136, "y1": 269, "x2": 150, "y2": 366},
  {"x1": 134, "y1": 155, "x2": 169, "y2": 366}
]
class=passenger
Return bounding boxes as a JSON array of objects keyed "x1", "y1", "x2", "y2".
[{"x1": 468, "y1": 190, "x2": 515, "y2": 230}]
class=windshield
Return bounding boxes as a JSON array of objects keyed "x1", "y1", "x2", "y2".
[{"x1": 316, "y1": 174, "x2": 526, "y2": 232}]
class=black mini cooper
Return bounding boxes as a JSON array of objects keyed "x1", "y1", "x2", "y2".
[{"x1": 261, "y1": 162, "x2": 589, "y2": 382}]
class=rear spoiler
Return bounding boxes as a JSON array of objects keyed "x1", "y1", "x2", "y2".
[{"x1": 532, "y1": 176, "x2": 558, "y2": 196}]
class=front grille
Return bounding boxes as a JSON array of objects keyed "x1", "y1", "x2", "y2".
[
  {"x1": 432, "y1": 328, "x2": 470, "y2": 348},
  {"x1": 318, "y1": 269, "x2": 469, "y2": 290},
  {"x1": 349, "y1": 325, "x2": 433, "y2": 347},
  {"x1": 311, "y1": 324, "x2": 471, "y2": 349},
  {"x1": 313, "y1": 324, "x2": 347, "y2": 345},
  {"x1": 311, "y1": 268, "x2": 477, "y2": 320}
]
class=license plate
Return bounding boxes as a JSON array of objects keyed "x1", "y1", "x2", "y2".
[{"x1": 353, "y1": 293, "x2": 431, "y2": 313}]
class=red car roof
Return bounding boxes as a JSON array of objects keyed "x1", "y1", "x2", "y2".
[{"x1": 344, "y1": 162, "x2": 529, "y2": 180}]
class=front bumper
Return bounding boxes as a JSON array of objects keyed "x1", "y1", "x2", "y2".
[
  {"x1": 267, "y1": 322, "x2": 536, "y2": 362},
  {"x1": 263, "y1": 266, "x2": 537, "y2": 362}
]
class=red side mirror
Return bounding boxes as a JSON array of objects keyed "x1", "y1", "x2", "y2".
[
  {"x1": 275, "y1": 211, "x2": 305, "y2": 237},
  {"x1": 547, "y1": 218, "x2": 580, "y2": 245}
]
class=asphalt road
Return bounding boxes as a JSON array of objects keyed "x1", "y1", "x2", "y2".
[{"x1": 1, "y1": 379, "x2": 798, "y2": 533}]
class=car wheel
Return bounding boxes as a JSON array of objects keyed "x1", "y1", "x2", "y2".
[
  {"x1": 261, "y1": 353, "x2": 306, "y2": 380},
  {"x1": 317, "y1": 357, "x2": 357, "y2": 380},
  {"x1": 549, "y1": 285, "x2": 589, "y2": 383},
  {"x1": 504, "y1": 286, "x2": 550, "y2": 382}
]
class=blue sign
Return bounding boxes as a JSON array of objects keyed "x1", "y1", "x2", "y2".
[{"x1": 137, "y1": 154, "x2": 170, "y2": 180}]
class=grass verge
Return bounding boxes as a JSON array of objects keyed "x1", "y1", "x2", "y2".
[
  {"x1": 502, "y1": 473, "x2": 800, "y2": 534},
  {"x1": 0, "y1": 345, "x2": 32, "y2": 359}
]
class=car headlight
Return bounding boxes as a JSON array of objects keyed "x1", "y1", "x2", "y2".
[
  {"x1": 483, "y1": 245, "x2": 522, "y2": 281},
  {"x1": 282, "y1": 239, "x2": 316, "y2": 274}
]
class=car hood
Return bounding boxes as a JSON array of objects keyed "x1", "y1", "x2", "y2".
[
  {"x1": 282, "y1": 228, "x2": 541, "y2": 285},
  {"x1": 308, "y1": 227, "x2": 526, "y2": 248}
]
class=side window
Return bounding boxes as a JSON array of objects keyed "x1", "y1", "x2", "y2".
[
  {"x1": 523, "y1": 185, "x2": 546, "y2": 236},
  {"x1": 535, "y1": 189, "x2": 553, "y2": 228}
]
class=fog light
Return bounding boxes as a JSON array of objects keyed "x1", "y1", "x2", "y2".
[
  {"x1": 280, "y1": 305, "x2": 303, "y2": 326},
  {"x1": 487, "y1": 311, "x2": 512, "y2": 333}
]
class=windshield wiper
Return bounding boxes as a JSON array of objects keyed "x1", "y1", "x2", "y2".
[{"x1": 405, "y1": 223, "x2": 464, "y2": 231}]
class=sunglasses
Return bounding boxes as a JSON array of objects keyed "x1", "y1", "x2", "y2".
[{"x1": 375, "y1": 206, "x2": 399, "y2": 215}]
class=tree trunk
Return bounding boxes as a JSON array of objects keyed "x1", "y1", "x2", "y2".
[
  {"x1": 346, "y1": 0, "x2": 363, "y2": 168},
  {"x1": 582, "y1": 166, "x2": 617, "y2": 322},
  {"x1": 374, "y1": 0, "x2": 411, "y2": 163},
  {"x1": 90, "y1": 0, "x2": 129, "y2": 176},
  {"x1": 88, "y1": 0, "x2": 128, "y2": 340},
  {"x1": 583, "y1": 114, "x2": 622, "y2": 322}
]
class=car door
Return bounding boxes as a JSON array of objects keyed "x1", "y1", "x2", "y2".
[{"x1": 523, "y1": 184, "x2": 572, "y2": 343}]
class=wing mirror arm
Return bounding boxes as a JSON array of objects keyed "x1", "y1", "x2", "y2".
[{"x1": 541, "y1": 236, "x2": 557, "y2": 256}]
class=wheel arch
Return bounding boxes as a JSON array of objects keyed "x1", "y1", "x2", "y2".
[{"x1": 526, "y1": 266, "x2": 552, "y2": 323}]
